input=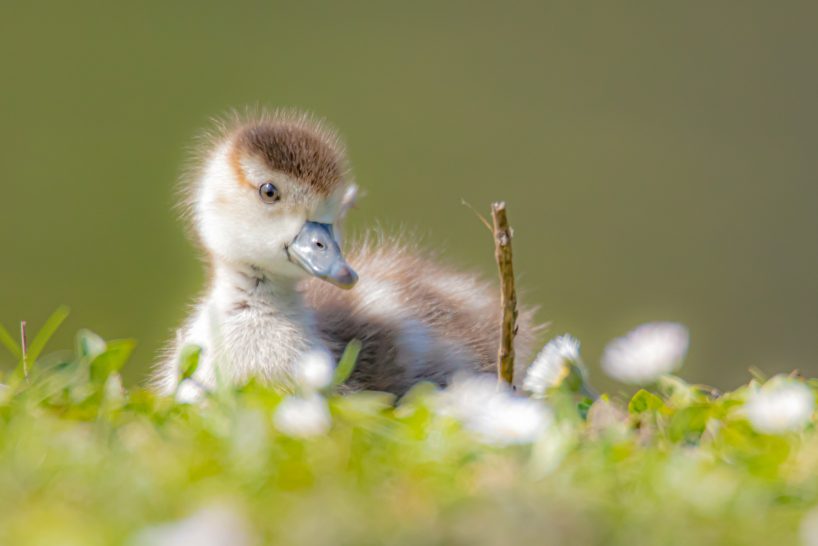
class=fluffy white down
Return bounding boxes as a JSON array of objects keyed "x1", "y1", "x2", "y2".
[
  {"x1": 436, "y1": 375, "x2": 552, "y2": 446},
  {"x1": 601, "y1": 322, "x2": 689, "y2": 385},
  {"x1": 744, "y1": 377, "x2": 815, "y2": 434},
  {"x1": 197, "y1": 146, "x2": 295, "y2": 276},
  {"x1": 523, "y1": 334, "x2": 581, "y2": 397}
]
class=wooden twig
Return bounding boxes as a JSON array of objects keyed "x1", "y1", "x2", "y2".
[
  {"x1": 491, "y1": 202, "x2": 517, "y2": 387},
  {"x1": 20, "y1": 320, "x2": 29, "y2": 380}
]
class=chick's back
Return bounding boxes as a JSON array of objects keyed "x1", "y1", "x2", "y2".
[{"x1": 302, "y1": 236, "x2": 540, "y2": 394}]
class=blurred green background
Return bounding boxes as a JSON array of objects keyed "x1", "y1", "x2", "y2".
[{"x1": 1, "y1": 1, "x2": 816, "y2": 390}]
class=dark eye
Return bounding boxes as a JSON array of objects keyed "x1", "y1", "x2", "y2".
[{"x1": 259, "y1": 183, "x2": 280, "y2": 203}]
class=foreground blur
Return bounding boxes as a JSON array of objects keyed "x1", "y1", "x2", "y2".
[{"x1": 0, "y1": 321, "x2": 816, "y2": 545}]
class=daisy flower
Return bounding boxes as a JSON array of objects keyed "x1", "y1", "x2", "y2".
[
  {"x1": 800, "y1": 506, "x2": 818, "y2": 546},
  {"x1": 743, "y1": 376, "x2": 814, "y2": 434},
  {"x1": 273, "y1": 393, "x2": 332, "y2": 438},
  {"x1": 523, "y1": 334, "x2": 582, "y2": 397},
  {"x1": 131, "y1": 503, "x2": 253, "y2": 546},
  {"x1": 601, "y1": 322, "x2": 689, "y2": 384},
  {"x1": 294, "y1": 349, "x2": 335, "y2": 392},
  {"x1": 437, "y1": 375, "x2": 552, "y2": 446}
]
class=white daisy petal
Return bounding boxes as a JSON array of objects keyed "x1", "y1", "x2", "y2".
[
  {"x1": 273, "y1": 394, "x2": 332, "y2": 438},
  {"x1": 601, "y1": 322, "x2": 689, "y2": 385},
  {"x1": 436, "y1": 375, "x2": 552, "y2": 446},
  {"x1": 744, "y1": 377, "x2": 814, "y2": 434},
  {"x1": 131, "y1": 503, "x2": 253, "y2": 546},
  {"x1": 294, "y1": 349, "x2": 335, "y2": 392},
  {"x1": 523, "y1": 334, "x2": 581, "y2": 397},
  {"x1": 800, "y1": 506, "x2": 818, "y2": 546}
]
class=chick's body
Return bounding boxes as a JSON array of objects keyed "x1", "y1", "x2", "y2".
[
  {"x1": 305, "y1": 239, "x2": 538, "y2": 394},
  {"x1": 155, "y1": 110, "x2": 539, "y2": 398}
]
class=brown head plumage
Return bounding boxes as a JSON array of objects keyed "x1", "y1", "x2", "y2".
[
  {"x1": 233, "y1": 113, "x2": 349, "y2": 196},
  {"x1": 181, "y1": 109, "x2": 351, "y2": 213}
]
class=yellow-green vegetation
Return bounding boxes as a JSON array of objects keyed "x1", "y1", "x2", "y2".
[{"x1": 0, "y1": 309, "x2": 817, "y2": 546}]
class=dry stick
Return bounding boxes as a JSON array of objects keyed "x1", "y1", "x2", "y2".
[
  {"x1": 491, "y1": 202, "x2": 517, "y2": 387},
  {"x1": 20, "y1": 320, "x2": 29, "y2": 380}
]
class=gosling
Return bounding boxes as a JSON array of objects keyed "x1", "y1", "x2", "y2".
[{"x1": 154, "y1": 110, "x2": 539, "y2": 400}]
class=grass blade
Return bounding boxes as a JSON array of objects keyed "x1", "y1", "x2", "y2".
[
  {"x1": 0, "y1": 323, "x2": 22, "y2": 359},
  {"x1": 26, "y1": 306, "x2": 70, "y2": 363},
  {"x1": 332, "y1": 339, "x2": 362, "y2": 387},
  {"x1": 178, "y1": 345, "x2": 202, "y2": 382},
  {"x1": 90, "y1": 339, "x2": 137, "y2": 384}
]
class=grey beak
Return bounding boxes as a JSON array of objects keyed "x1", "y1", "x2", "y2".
[{"x1": 286, "y1": 222, "x2": 358, "y2": 289}]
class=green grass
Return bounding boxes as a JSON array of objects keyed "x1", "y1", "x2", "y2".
[{"x1": 0, "y1": 310, "x2": 816, "y2": 546}]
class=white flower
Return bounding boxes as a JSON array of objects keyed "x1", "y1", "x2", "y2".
[
  {"x1": 743, "y1": 377, "x2": 814, "y2": 434},
  {"x1": 601, "y1": 322, "x2": 689, "y2": 384},
  {"x1": 273, "y1": 393, "x2": 331, "y2": 438},
  {"x1": 131, "y1": 503, "x2": 253, "y2": 546},
  {"x1": 437, "y1": 375, "x2": 552, "y2": 446},
  {"x1": 294, "y1": 349, "x2": 335, "y2": 392},
  {"x1": 800, "y1": 506, "x2": 818, "y2": 546},
  {"x1": 523, "y1": 334, "x2": 581, "y2": 396}
]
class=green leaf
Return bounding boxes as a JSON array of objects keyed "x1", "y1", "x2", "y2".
[
  {"x1": 658, "y1": 375, "x2": 696, "y2": 408},
  {"x1": 332, "y1": 339, "x2": 361, "y2": 387},
  {"x1": 90, "y1": 340, "x2": 136, "y2": 384},
  {"x1": 667, "y1": 405, "x2": 712, "y2": 443},
  {"x1": 0, "y1": 323, "x2": 21, "y2": 359},
  {"x1": 178, "y1": 345, "x2": 202, "y2": 381},
  {"x1": 628, "y1": 389, "x2": 665, "y2": 415},
  {"x1": 577, "y1": 398, "x2": 593, "y2": 420},
  {"x1": 27, "y1": 306, "x2": 70, "y2": 363},
  {"x1": 399, "y1": 381, "x2": 439, "y2": 407},
  {"x1": 335, "y1": 391, "x2": 396, "y2": 416}
]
